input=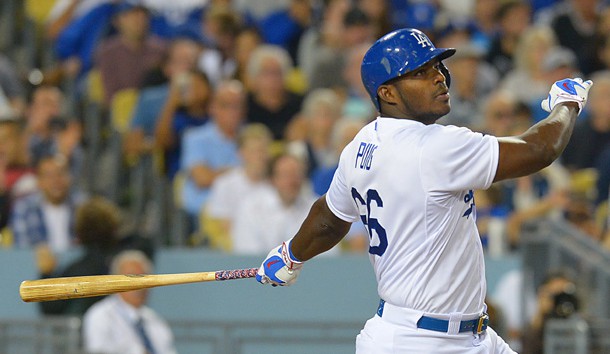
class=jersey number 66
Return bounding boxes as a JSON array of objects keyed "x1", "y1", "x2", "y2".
[{"x1": 351, "y1": 188, "x2": 388, "y2": 256}]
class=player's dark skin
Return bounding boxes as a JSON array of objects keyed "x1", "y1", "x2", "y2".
[{"x1": 291, "y1": 58, "x2": 580, "y2": 262}]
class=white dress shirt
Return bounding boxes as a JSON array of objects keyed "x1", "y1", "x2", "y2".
[
  {"x1": 83, "y1": 295, "x2": 177, "y2": 354},
  {"x1": 232, "y1": 185, "x2": 317, "y2": 255},
  {"x1": 206, "y1": 167, "x2": 269, "y2": 222},
  {"x1": 41, "y1": 201, "x2": 71, "y2": 252}
]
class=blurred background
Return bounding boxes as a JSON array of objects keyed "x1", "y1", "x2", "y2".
[{"x1": 0, "y1": 0, "x2": 609, "y2": 353}]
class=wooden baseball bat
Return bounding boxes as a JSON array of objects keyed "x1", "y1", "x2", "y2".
[{"x1": 20, "y1": 268, "x2": 258, "y2": 302}]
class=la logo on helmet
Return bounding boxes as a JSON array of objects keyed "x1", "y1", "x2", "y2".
[{"x1": 410, "y1": 32, "x2": 432, "y2": 48}]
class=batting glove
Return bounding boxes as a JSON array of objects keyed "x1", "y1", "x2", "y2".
[
  {"x1": 256, "y1": 239, "x2": 303, "y2": 286},
  {"x1": 541, "y1": 78, "x2": 593, "y2": 115}
]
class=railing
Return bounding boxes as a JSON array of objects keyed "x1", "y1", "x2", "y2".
[
  {"x1": 544, "y1": 318, "x2": 610, "y2": 354},
  {"x1": 0, "y1": 317, "x2": 82, "y2": 354},
  {"x1": 521, "y1": 219, "x2": 610, "y2": 320},
  {"x1": 0, "y1": 317, "x2": 363, "y2": 354}
]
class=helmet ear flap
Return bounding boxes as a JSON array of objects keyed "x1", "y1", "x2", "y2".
[{"x1": 439, "y1": 62, "x2": 451, "y2": 88}]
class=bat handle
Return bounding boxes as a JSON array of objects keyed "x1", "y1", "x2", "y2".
[{"x1": 214, "y1": 267, "x2": 258, "y2": 281}]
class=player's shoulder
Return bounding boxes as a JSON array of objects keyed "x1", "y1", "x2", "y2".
[{"x1": 423, "y1": 123, "x2": 490, "y2": 144}]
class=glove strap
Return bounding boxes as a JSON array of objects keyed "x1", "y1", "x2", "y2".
[{"x1": 281, "y1": 239, "x2": 303, "y2": 270}]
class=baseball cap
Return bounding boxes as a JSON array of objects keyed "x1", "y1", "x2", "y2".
[
  {"x1": 451, "y1": 43, "x2": 485, "y2": 61},
  {"x1": 542, "y1": 47, "x2": 577, "y2": 72}
]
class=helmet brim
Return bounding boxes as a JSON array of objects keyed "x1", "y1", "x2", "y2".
[{"x1": 381, "y1": 47, "x2": 456, "y2": 85}]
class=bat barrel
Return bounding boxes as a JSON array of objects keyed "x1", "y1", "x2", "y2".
[{"x1": 20, "y1": 268, "x2": 259, "y2": 303}]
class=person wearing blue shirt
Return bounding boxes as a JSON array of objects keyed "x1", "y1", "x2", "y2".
[
  {"x1": 154, "y1": 69, "x2": 212, "y2": 180},
  {"x1": 180, "y1": 80, "x2": 245, "y2": 220}
]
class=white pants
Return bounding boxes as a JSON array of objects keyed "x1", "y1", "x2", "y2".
[{"x1": 356, "y1": 304, "x2": 517, "y2": 354}]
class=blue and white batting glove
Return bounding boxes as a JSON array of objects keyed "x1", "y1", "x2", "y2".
[
  {"x1": 256, "y1": 239, "x2": 303, "y2": 286},
  {"x1": 541, "y1": 78, "x2": 593, "y2": 115}
]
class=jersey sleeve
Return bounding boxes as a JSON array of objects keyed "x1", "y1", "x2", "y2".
[
  {"x1": 325, "y1": 144, "x2": 360, "y2": 223},
  {"x1": 421, "y1": 126, "x2": 499, "y2": 192}
]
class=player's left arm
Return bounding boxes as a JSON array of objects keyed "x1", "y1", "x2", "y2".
[
  {"x1": 256, "y1": 195, "x2": 351, "y2": 286},
  {"x1": 291, "y1": 195, "x2": 351, "y2": 261}
]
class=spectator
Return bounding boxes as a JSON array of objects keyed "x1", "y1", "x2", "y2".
[
  {"x1": 45, "y1": 0, "x2": 114, "y2": 41},
  {"x1": 602, "y1": 224, "x2": 610, "y2": 252},
  {"x1": 535, "y1": 46, "x2": 582, "y2": 122},
  {"x1": 287, "y1": 88, "x2": 342, "y2": 176},
  {"x1": 561, "y1": 70, "x2": 610, "y2": 170},
  {"x1": 0, "y1": 118, "x2": 36, "y2": 230},
  {"x1": 10, "y1": 155, "x2": 85, "y2": 251},
  {"x1": 180, "y1": 80, "x2": 245, "y2": 221},
  {"x1": 52, "y1": 0, "x2": 200, "y2": 85},
  {"x1": 547, "y1": 0, "x2": 600, "y2": 74},
  {"x1": 522, "y1": 270, "x2": 581, "y2": 354},
  {"x1": 503, "y1": 164, "x2": 571, "y2": 248},
  {"x1": 232, "y1": 27, "x2": 263, "y2": 85},
  {"x1": 36, "y1": 196, "x2": 123, "y2": 316},
  {"x1": 140, "y1": 37, "x2": 203, "y2": 89},
  {"x1": 340, "y1": 42, "x2": 376, "y2": 122},
  {"x1": 83, "y1": 250, "x2": 177, "y2": 354},
  {"x1": 297, "y1": 0, "x2": 351, "y2": 84},
  {"x1": 140, "y1": 0, "x2": 205, "y2": 39},
  {"x1": 355, "y1": 0, "x2": 391, "y2": 40},
  {"x1": 231, "y1": 154, "x2": 318, "y2": 255},
  {"x1": 594, "y1": 145, "x2": 610, "y2": 206},
  {"x1": 0, "y1": 54, "x2": 26, "y2": 116},
  {"x1": 310, "y1": 118, "x2": 365, "y2": 197},
  {"x1": 592, "y1": 31, "x2": 610, "y2": 75},
  {"x1": 500, "y1": 25, "x2": 559, "y2": 112},
  {"x1": 24, "y1": 85, "x2": 84, "y2": 181},
  {"x1": 155, "y1": 69, "x2": 212, "y2": 180},
  {"x1": 53, "y1": 1, "x2": 118, "y2": 82},
  {"x1": 485, "y1": 0, "x2": 531, "y2": 78},
  {"x1": 563, "y1": 192, "x2": 603, "y2": 240},
  {"x1": 198, "y1": 5, "x2": 243, "y2": 86},
  {"x1": 124, "y1": 37, "x2": 202, "y2": 163},
  {"x1": 478, "y1": 89, "x2": 522, "y2": 136},
  {"x1": 202, "y1": 123, "x2": 273, "y2": 250},
  {"x1": 491, "y1": 269, "x2": 538, "y2": 352},
  {"x1": 95, "y1": 2, "x2": 166, "y2": 106},
  {"x1": 306, "y1": 6, "x2": 375, "y2": 90},
  {"x1": 440, "y1": 43, "x2": 499, "y2": 129},
  {"x1": 232, "y1": 0, "x2": 291, "y2": 24},
  {"x1": 470, "y1": 0, "x2": 501, "y2": 51},
  {"x1": 258, "y1": 0, "x2": 312, "y2": 64},
  {"x1": 245, "y1": 45, "x2": 303, "y2": 140}
]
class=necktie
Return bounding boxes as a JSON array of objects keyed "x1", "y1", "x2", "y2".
[{"x1": 134, "y1": 316, "x2": 156, "y2": 354}]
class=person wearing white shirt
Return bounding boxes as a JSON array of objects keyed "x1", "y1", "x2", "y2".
[
  {"x1": 202, "y1": 123, "x2": 273, "y2": 250},
  {"x1": 231, "y1": 154, "x2": 318, "y2": 255},
  {"x1": 83, "y1": 250, "x2": 176, "y2": 354}
]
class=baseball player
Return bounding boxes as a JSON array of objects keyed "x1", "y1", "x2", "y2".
[{"x1": 255, "y1": 28, "x2": 592, "y2": 353}]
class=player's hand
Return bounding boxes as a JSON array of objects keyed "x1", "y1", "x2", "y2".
[
  {"x1": 256, "y1": 239, "x2": 303, "y2": 286},
  {"x1": 541, "y1": 78, "x2": 593, "y2": 115}
]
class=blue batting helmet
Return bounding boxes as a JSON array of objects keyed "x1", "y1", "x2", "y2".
[{"x1": 361, "y1": 28, "x2": 456, "y2": 111}]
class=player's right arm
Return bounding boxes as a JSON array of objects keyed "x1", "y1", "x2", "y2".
[{"x1": 494, "y1": 78, "x2": 593, "y2": 182}]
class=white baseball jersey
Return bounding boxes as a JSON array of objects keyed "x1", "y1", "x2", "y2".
[{"x1": 326, "y1": 117, "x2": 499, "y2": 315}]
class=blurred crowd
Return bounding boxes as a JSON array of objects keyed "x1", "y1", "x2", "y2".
[
  {"x1": 0, "y1": 0, "x2": 610, "y2": 349},
  {"x1": 1, "y1": 0, "x2": 609, "y2": 258}
]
